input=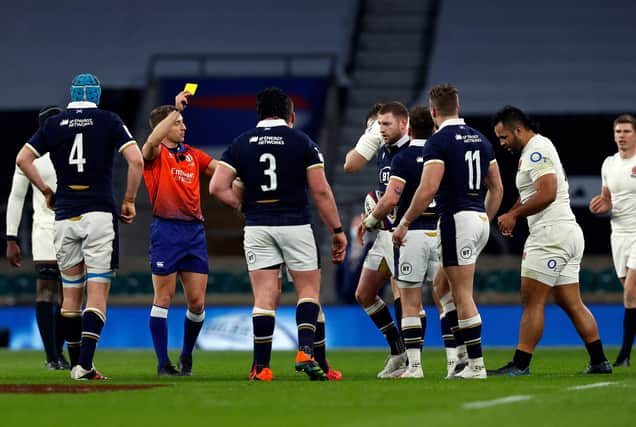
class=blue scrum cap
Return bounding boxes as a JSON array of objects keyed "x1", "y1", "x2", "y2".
[{"x1": 70, "y1": 73, "x2": 101, "y2": 105}]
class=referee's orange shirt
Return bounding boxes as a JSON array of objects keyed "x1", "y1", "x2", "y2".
[{"x1": 143, "y1": 143, "x2": 212, "y2": 222}]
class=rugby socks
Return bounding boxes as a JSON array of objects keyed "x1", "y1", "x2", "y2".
[
  {"x1": 513, "y1": 349, "x2": 532, "y2": 370},
  {"x1": 585, "y1": 339, "x2": 608, "y2": 365},
  {"x1": 252, "y1": 308, "x2": 275, "y2": 370},
  {"x1": 313, "y1": 310, "x2": 328, "y2": 372},
  {"x1": 181, "y1": 310, "x2": 205, "y2": 359},
  {"x1": 296, "y1": 298, "x2": 320, "y2": 356},
  {"x1": 402, "y1": 316, "x2": 423, "y2": 368},
  {"x1": 457, "y1": 314, "x2": 483, "y2": 360},
  {"x1": 61, "y1": 309, "x2": 82, "y2": 366},
  {"x1": 365, "y1": 299, "x2": 405, "y2": 355},
  {"x1": 35, "y1": 301, "x2": 57, "y2": 363},
  {"x1": 618, "y1": 308, "x2": 636, "y2": 361},
  {"x1": 444, "y1": 309, "x2": 466, "y2": 355},
  {"x1": 394, "y1": 297, "x2": 403, "y2": 331},
  {"x1": 419, "y1": 309, "x2": 427, "y2": 339},
  {"x1": 149, "y1": 305, "x2": 170, "y2": 369},
  {"x1": 79, "y1": 308, "x2": 106, "y2": 371},
  {"x1": 441, "y1": 312, "x2": 458, "y2": 351}
]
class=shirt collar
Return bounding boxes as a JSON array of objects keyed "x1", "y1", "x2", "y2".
[
  {"x1": 387, "y1": 134, "x2": 409, "y2": 149},
  {"x1": 437, "y1": 118, "x2": 465, "y2": 131},
  {"x1": 67, "y1": 101, "x2": 97, "y2": 109},
  {"x1": 409, "y1": 138, "x2": 427, "y2": 147},
  {"x1": 257, "y1": 119, "x2": 287, "y2": 128},
  {"x1": 522, "y1": 134, "x2": 542, "y2": 155}
]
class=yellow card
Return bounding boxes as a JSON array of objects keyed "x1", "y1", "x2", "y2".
[{"x1": 184, "y1": 83, "x2": 198, "y2": 95}]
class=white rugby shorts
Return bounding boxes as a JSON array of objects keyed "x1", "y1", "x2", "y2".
[
  {"x1": 610, "y1": 232, "x2": 636, "y2": 279},
  {"x1": 243, "y1": 224, "x2": 318, "y2": 271},
  {"x1": 439, "y1": 211, "x2": 489, "y2": 266},
  {"x1": 362, "y1": 230, "x2": 393, "y2": 272},
  {"x1": 521, "y1": 222, "x2": 584, "y2": 286},
  {"x1": 54, "y1": 212, "x2": 115, "y2": 271},
  {"x1": 32, "y1": 226, "x2": 56, "y2": 261},
  {"x1": 393, "y1": 229, "x2": 440, "y2": 287}
]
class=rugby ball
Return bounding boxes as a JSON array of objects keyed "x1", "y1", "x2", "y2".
[{"x1": 363, "y1": 190, "x2": 396, "y2": 230}]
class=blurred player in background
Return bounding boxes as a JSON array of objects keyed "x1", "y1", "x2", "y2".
[
  {"x1": 394, "y1": 84, "x2": 503, "y2": 379},
  {"x1": 354, "y1": 102, "x2": 411, "y2": 378},
  {"x1": 492, "y1": 105, "x2": 611, "y2": 375},
  {"x1": 210, "y1": 87, "x2": 346, "y2": 381},
  {"x1": 361, "y1": 106, "x2": 438, "y2": 378},
  {"x1": 6, "y1": 106, "x2": 69, "y2": 370},
  {"x1": 589, "y1": 114, "x2": 636, "y2": 368},
  {"x1": 16, "y1": 73, "x2": 144, "y2": 380},
  {"x1": 143, "y1": 90, "x2": 216, "y2": 376}
]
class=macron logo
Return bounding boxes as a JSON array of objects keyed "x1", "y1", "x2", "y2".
[{"x1": 60, "y1": 119, "x2": 69, "y2": 126}]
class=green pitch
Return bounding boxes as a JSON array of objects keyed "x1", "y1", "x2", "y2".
[{"x1": 0, "y1": 348, "x2": 633, "y2": 427}]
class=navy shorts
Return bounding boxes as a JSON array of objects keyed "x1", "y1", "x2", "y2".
[{"x1": 149, "y1": 217, "x2": 208, "y2": 275}]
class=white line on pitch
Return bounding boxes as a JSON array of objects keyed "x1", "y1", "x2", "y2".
[
  {"x1": 463, "y1": 395, "x2": 533, "y2": 410},
  {"x1": 566, "y1": 381, "x2": 617, "y2": 391}
]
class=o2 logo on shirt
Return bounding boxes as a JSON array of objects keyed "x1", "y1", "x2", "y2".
[
  {"x1": 379, "y1": 166, "x2": 391, "y2": 185},
  {"x1": 547, "y1": 258, "x2": 558, "y2": 271},
  {"x1": 529, "y1": 152, "x2": 543, "y2": 163}
]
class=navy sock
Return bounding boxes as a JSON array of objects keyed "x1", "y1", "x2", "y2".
[
  {"x1": 79, "y1": 309, "x2": 105, "y2": 371},
  {"x1": 402, "y1": 318, "x2": 423, "y2": 350},
  {"x1": 618, "y1": 308, "x2": 636, "y2": 360},
  {"x1": 296, "y1": 300, "x2": 320, "y2": 355},
  {"x1": 54, "y1": 304, "x2": 65, "y2": 357},
  {"x1": 585, "y1": 339, "x2": 608, "y2": 365},
  {"x1": 252, "y1": 309, "x2": 275, "y2": 369},
  {"x1": 149, "y1": 305, "x2": 169, "y2": 369},
  {"x1": 394, "y1": 297, "x2": 403, "y2": 331},
  {"x1": 365, "y1": 300, "x2": 405, "y2": 355},
  {"x1": 458, "y1": 323, "x2": 483, "y2": 359},
  {"x1": 440, "y1": 314, "x2": 457, "y2": 349},
  {"x1": 35, "y1": 302, "x2": 57, "y2": 362},
  {"x1": 181, "y1": 310, "x2": 205, "y2": 359},
  {"x1": 61, "y1": 310, "x2": 81, "y2": 366},
  {"x1": 513, "y1": 349, "x2": 532, "y2": 370},
  {"x1": 314, "y1": 319, "x2": 328, "y2": 372},
  {"x1": 445, "y1": 309, "x2": 465, "y2": 347}
]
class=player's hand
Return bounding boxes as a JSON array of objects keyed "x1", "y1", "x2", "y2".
[
  {"x1": 175, "y1": 91, "x2": 191, "y2": 112},
  {"x1": 331, "y1": 232, "x2": 347, "y2": 264},
  {"x1": 119, "y1": 199, "x2": 136, "y2": 224},
  {"x1": 392, "y1": 223, "x2": 408, "y2": 246},
  {"x1": 6, "y1": 241, "x2": 21, "y2": 267},
  {"x1": 42, "y1": 187, "x2": 55, "y2": 210},
  {"x1": 497, "y1": 211, "x2": 517, "y2": 237},
  {"x1": 589, "y1": 194, "x2": 611, "y2": 215}
]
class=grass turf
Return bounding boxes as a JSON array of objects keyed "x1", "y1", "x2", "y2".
[{"x1": 0, "y1": 348, "x2": 633, "y2": 427}]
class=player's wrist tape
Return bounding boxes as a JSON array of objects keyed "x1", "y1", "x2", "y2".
[
  {"x1": 363, "y1": 214, "x2": 380, "y2": 229},
  {"x1": 354, "y1": 134, "x2": 383, "y2": 161},
  {"x1": 5, "y1": 235, "x2": 17, "y2": 241},
  {"x1": 399, "y1": 217, "x2": 411, "y2": 228},
  {"x1": 333, "y1": 226, "x2": 344, "y2": 234}
]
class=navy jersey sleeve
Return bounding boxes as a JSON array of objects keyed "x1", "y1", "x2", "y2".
[
  {"x1": 421, "y1": 135, "x2": 445, "y2": 166},
  {"x1": 304, "y1": 138, "x2": 324, "y2": 169},
  {"x1": 219, "y1": 140, "x2": 239, "y2": 174},
  {"x1": 108, "y1": 113, "x2": 136, "y2": 152},
  {"x1": 389, "y1": 152, "x2": 409, "y2": 182},
  {"x1": 26, "y1": 127, "x2": 47, "y2": 157}
]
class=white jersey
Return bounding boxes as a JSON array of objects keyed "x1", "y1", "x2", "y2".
[
  {"x1": 516, "y1": 134, "x2": 576, "y2": 230},
  {"x1": 6, "y1": 153, "x2": 57, "y2": 236},
  {"x1": 601, "y1": 152, "x2": 636, "y2": 234}
]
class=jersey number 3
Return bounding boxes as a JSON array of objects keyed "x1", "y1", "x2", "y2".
[
  {"x1": 69, "y1": 133, "x2": 87, "y2": 173},
  {"x1": 465, "y1": 150, "x2": 481, "y2": 190},
  {"x1": 260, "y1": 153, "x2": 277, "y2": 192}
]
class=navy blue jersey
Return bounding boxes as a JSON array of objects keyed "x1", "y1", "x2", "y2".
[
  {"x1": 376, "y1": 136, "x2": 410, "y2": 193},
  {"x1": 422, "y1": 119, "x2": 496, "y2": 218},
  {"x1": 220, "y1": 120, "x2": 323, "y2": 226},
  {"x1": 26, "y1": 102, "x2": 135, "y2": 220},
  {"x1": 390, "y1": 139, "x2": 438, "y2": 230}
]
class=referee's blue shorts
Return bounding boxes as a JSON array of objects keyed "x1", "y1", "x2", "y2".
[{"x1": 149, "y1": 217, "x2": 208, "y2": 275}]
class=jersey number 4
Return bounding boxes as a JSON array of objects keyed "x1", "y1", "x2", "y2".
[
  {"x1": 465, "y1": 150, "x2": 481, "y2": 190},
  {"x1": 260, "y1": 153, "x2": 277, "y2": 192},
  {"x1": 69, "y1": 133, "x2": 87, "y2": 173}
]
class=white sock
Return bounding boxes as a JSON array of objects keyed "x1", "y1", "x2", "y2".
[{"x1": 406, "y1": 348, "x2": 421, "y2": 367}]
